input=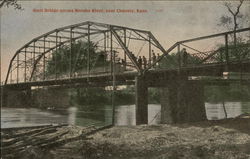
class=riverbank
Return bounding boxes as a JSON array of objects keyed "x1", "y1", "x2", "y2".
[
  {"x1": 2, "y1": 116, "x2": 250, "y2": 159},
  {"x1": 78, "y1": 118, "x2": 250, "y2": 159}
]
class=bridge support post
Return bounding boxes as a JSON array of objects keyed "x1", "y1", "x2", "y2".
[
  {"x1": 185, "y1": 82, "x2": 207, "y2": 122},
  {"x1": 135, "y1": 75, "x2": 148, "y2": 125},
  {"x1": 160, "y1": 83, "x2": 177, "y2": 124},
  {"x1": 160, "y1": 77, "x2": 206, "y2": 123}
]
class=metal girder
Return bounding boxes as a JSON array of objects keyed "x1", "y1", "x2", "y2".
[
  {"x1": 76, "y1": 26, "x2": 104, "y2": 32},
  {"x1": 60, "y1": 30, "x2": 87, "y2": 35},
  {"x1": 27, "y1": 45, "x2": 51, "y2": 50},
  {"x1": 9, "y1": 21, "x2": 247, "y2": 85},
  {"x1": 146, "y1": 28, "x2": 250, "y2": 71},
  {"x1": 28, "y1": 30, "x2": 111, "y2": 81},
  {"x1": 20, "y1": 50, "x2": 43, "y2": 54},
  {"x1": 145, "y1": 42, "x2": 179, "y2": 72},
  {"x1": 180, "y1": 43, "x2": 203, "y2": 54},
  {"x1": 5, "y1": 21, "x2": 162, "y2": 84},
  {"x1": 47, "y1": 35, "x2": 71, "y2": 39},
  {"x1": 199, "y1": 49, "x2": 223, "y2": 64},
  {"x1": 37, "y1": 40, "x2": 57, "y2": 43},
  {"x1": 148, "y1": 32, "x2": 169, "y2": 56},
  {"x1": 179, "y1": 27, "x2": 250, "y2": 44},
  {"x1": 179, "y1": 43, "x2": 219, "y2": 63},
  {"x1": 111, "y1": 28, "x2": 141, "y2": 73}
]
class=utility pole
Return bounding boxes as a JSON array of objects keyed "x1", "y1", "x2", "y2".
[{"x1": 110, "y1": 30, "x2": 116, "y2": 126}]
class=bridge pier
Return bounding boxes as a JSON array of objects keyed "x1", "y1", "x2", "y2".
[
  {"x1": 160, "y1": 83, "x2": 177, "y2": 124},
  {"x1": 160, "y1": 78, "x2": 206, "y2": 124},
  {"x1": 135, "y1": 76, "x2": 148, "y2": 125}
]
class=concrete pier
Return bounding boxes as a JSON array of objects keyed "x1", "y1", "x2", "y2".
[
  {"x1": 160, "y1": 80, "x2": 206, "y2": 124},
  {"x1": 135, "y1": 76, "x2": 148, "y2": 125}
]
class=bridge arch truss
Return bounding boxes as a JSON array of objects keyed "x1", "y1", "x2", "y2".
[{"x1": 5, "y1": 21, "x2": 168, "y2": 84}]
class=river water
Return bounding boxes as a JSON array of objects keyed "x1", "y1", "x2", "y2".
[{"x1": 1, "y1": 102, "x2": 250, "y2": 128}]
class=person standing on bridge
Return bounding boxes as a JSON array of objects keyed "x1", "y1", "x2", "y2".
[
  {"x1": 157, "y1": 53, "x2": 160, "y2": 59},
  {"x1": 157, "y1": 53, "x2": 160, "y2": 68},
  {"x1": 182, "y1": 48, "x2": 188, "y2": 67},
  {"x1": 121, "y1": 59, "x2": 126, "y2": 72},
  {"x1": 131, "y1": 52, "x2": 136, "y2": 61},
  {"x1": 152, "y1": 50, "x2": 156, "y2": 68},
  {"x1": 143, "y1": 56, "x2": 147, "y2": 69},
  {"x1": 138, "y1": 56, "x2": 142, "y2": 69}
]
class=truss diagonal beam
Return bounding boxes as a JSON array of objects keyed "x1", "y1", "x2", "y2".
[
  {"x1": 145, "y1": 42, "x2": 179, "y2": 72},
  {"x1": 28, "y1": 30, "x2": 111, "y2": 81},
  {"x1": 111, "y1": 28, "x2": 141, "y2": 72},
  {"x1": 149, "y1": 32, "x2": 168, "y2": 56}
]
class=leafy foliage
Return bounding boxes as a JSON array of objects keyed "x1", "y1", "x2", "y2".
[
  {"x1": 207, "y1": 41, "x2": 250, "y2": 64},
  {"x1": 158, "y1": 52, "x2": 201, "y2": 69},
  {"x1": 46, "y1": 40, "x2": 112, "y2": 107},
  {"x1": 74, "y1": 88, "x2": 110, "y2": 106},
  {"x1": 205, "y1": 85, "x2": 250, "y2": 103},
  {"x1": 46, "y1": 40, "x2": 109, "y2": 75}
]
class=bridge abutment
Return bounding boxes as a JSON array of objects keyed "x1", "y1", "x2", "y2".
[{"x1": 135, "y1": 76, "x2": 148, "y2": 125}]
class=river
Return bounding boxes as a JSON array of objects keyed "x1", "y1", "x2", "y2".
[{"x1": 1, "y1": 102, "x2": 250, "y2": 128}]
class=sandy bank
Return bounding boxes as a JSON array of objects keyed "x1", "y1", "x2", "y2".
[{"x1": 2, "y1": 118, "x2": 250, "y2": 159}]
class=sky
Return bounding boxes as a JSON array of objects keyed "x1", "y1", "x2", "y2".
[{"x1": 1, "y1": 0, "x2": 250, "y2": 82}]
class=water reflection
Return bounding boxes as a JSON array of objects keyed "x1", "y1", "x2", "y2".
[
  {"x1": 1, "y1": 105, "x2": 161, "y2": 128},
  {"x1": 74, "y1": 105, "x2": 113, "y2": 127},
  {"x1": 205, "y1": 102, "x2": 250, "y2": 120},
  {"x1": 1, "y1": 108, "x2": 69, "y2": 128},
  {"x1": 115, "y1": 104, "x2": 161, "y2": 125},
  {"x1": 1, "y1": 102, "x2": 250, "y2": 128}
]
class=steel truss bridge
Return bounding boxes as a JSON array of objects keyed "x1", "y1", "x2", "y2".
[
  {"x1": 4, "y1": 21, "x2": 250, "y2": 88},
  {"x1": 2, "y1": 21, "x2": 250, "y2": 125}
]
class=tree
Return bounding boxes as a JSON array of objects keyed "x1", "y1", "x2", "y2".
[
  {"x1": 0, "y1": 0, "x2": 22, "y2": 10},
  {"x1": 158, "y1": 50, "x2": 201, "y2": 69},
  {"x1": 46, "y1": 40, "x2": 140, "y2": 108},
  {"x1": 215, "y1": 42, "x2": 250, "y2": 62},
  {"x1": 218, "y1": 0, "x2": 244, "y2": 46},
  {"x1": 46, "y1": 40, "x2": 110, "y2": 107},
  {"x1": 46, "y1": 40, "x2": 109, "y2": 76}
]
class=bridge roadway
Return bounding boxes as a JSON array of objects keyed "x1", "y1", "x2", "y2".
[{"x1": 4, "y1": 60, "x2": 250, "y2": 90}]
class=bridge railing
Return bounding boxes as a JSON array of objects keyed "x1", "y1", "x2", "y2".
[
  {"x1": 30, "y1": 63, "x2": 134, "y2": 82},
  {"x1": 146, "y1": 27, "x2": 250, "y2": 71}
]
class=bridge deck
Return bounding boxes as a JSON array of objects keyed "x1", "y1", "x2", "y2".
[{"x1": 4, "y1": 60, "x2": 250, "y2": 89}]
